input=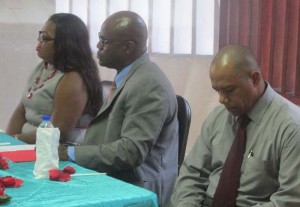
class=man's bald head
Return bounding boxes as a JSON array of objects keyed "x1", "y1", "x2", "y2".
[
  {"x1": 102, "y1": 11, "x2": 148, "y2": 50},
  {"x1": 210, "y1": 45, "x2": 266, "y2": 116},
  {"x1": 211, "y1": 45, "x2": 261, "y2": 76}
]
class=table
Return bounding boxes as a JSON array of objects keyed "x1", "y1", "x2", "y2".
[
  {"x1": 0, "y1": 132, "x2": 25, "y2": 146},
  {"x1": 0, "y1": 133, "x2": 158, "y2": 207}
]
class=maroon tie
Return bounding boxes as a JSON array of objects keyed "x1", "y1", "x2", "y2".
[{"x1": 211, "y1": 116, "x2": 250, "y2": 207}]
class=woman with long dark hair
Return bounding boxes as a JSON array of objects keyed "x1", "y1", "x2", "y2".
[{"x1": 6, "y1": 13, "x2": 102, "y2": 144}]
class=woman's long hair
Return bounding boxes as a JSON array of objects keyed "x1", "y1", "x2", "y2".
[{"x1": 49, "y1": 13, "x2": 102, "y2": 115}]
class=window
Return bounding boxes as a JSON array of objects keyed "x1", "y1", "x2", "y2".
[
  {"x1": 55, "y1": 0, "x2": 218, "y2": 55},
  {"x1": 219, "y1": 0, "x2": 300, "y2": 104}
]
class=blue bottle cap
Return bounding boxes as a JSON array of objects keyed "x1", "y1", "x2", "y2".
[{"x1": 42, "y1": 114, "x2": 51, "y2": 121}]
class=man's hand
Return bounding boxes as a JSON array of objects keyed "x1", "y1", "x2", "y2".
[{"x1": 58, "y1": 144, "x2": 68, "y2": 161}]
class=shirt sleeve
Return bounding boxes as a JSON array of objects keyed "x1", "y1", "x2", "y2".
[
  {"x1": 169, "y1": 116, "x2": 214, "y2": 207},
  {"x1": 67, "y1": 146, "x2": 75, "y2": 162}
]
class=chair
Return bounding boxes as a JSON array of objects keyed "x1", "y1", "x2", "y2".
[{"x1": 176, "y1": 95, "x2": 191, "y2": 172}]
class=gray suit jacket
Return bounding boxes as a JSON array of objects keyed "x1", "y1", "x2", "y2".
[{"x1": 75, "y1": 55, "x2": 179, "y2": 206}]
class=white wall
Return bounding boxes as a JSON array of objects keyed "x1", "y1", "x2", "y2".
[
  {"x1": 150, "y1": 55, "x2": 219, "y2": 152},
  {"x1": 0, "y1": 0, "x2": 55, "y2": 130},
  {"x1": 0, "y1": 0, "x2": 219, "y2": 153}
]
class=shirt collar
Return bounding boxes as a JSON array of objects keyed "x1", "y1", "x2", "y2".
[
  {"x1": 114, "y1": 64, "x2": 132, "y2": 88},
  {"x1": 247, "y1": 82, "x2": 274, "y2": 125},
  {"x1": 114, "y1": 53, "x2": 147, "y2": 88}
]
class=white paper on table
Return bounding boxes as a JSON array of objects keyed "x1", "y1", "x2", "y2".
[
  {"x1": 33, "y1": 127, "x2": 60, "y2": 179},
  {"x1": 0, "y1": 145, "x2": 35, "y2": 151}
]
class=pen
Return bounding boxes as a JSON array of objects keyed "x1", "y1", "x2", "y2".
[
  {"x1": 247, "y1": 150, "x2": 254, "y2": 158},
  {"x1": 71, "y1": 172, "x2": 106, "y2": 177},
  {"x1": 0, "y1": 142, "x2": 11, "y2": 146}
]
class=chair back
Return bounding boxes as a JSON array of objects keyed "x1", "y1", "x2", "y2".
[{"x1": 176, "y1": 95, "x2": 191, "y2": 172}]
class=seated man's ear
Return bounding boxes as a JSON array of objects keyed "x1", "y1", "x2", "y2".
[
  {"x1": 124, "y1": 41, "x2": 136, "y2": 54},
  {"x1": 250, "y1": 71, "x2": 261, "y2": 86}
]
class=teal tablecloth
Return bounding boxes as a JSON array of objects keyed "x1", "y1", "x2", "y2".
[
  {"x1": 0, "y1": 133, "x2": 158, "y2": 207},
  {"x1": 0, "y1": 132, "x2": 25, "y2": 145}
]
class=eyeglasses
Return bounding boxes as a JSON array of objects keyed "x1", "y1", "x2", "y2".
[
  {"x1": 98, "y1": 33, "x2": 128, "y2": 47},
  {"x1": 38, "y1": 31, "x2": 55, "y2": 42}
]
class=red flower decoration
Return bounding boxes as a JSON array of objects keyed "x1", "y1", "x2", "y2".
[
  {"x1": 0, "y1": 154, "x2": 9, "y2": 170},
  {"x1": 49, "y1": 169, "x2": 61, "y2": 180},
  {"x1": 0, "y1": 176, "x2": 23, "y2": 188},
  {"x1": 59, "y1": 172, "x2": 71, "y2": 182},
  {"x1": 0, "y1": 187, "x2": 11, "y2": 204},
  {"x1": 49, "y1": 168, "x2": 71, "y2": 182},
  {"x1": 63, "y1": 166, "x2": 76, "y2": 174},
  {"x1": 0, "y1": 176, "x2": 23, "y2": 205},
  {"x1": 49, "y1": 166, "x2": 75, "y2": 182},
  {"x1": 0, "y1": 155, "x2": 24, "y2": 205},
  {"x1": 0, "y1": 188, "x2": 4, "y2": 196}
]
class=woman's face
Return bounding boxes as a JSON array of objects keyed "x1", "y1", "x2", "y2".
[{"x1": 36, "y1": 20, "x2": 56, "y2": 64}]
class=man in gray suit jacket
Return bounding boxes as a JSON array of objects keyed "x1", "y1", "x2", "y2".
[{"x1": 59, "y1": 11, "x2": 179, "y2": 207}]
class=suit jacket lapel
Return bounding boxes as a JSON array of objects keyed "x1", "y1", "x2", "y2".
[{"x1": 96, "y1": 54, "x2": 150, "y2": 117}]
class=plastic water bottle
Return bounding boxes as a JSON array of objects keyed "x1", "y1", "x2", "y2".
[
  {"x1": 34, "y1": 114, "x2": 60, "y2": 178},
  {"x1": 39, "y1": 115, "x2": 54, "y2": 128}
]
